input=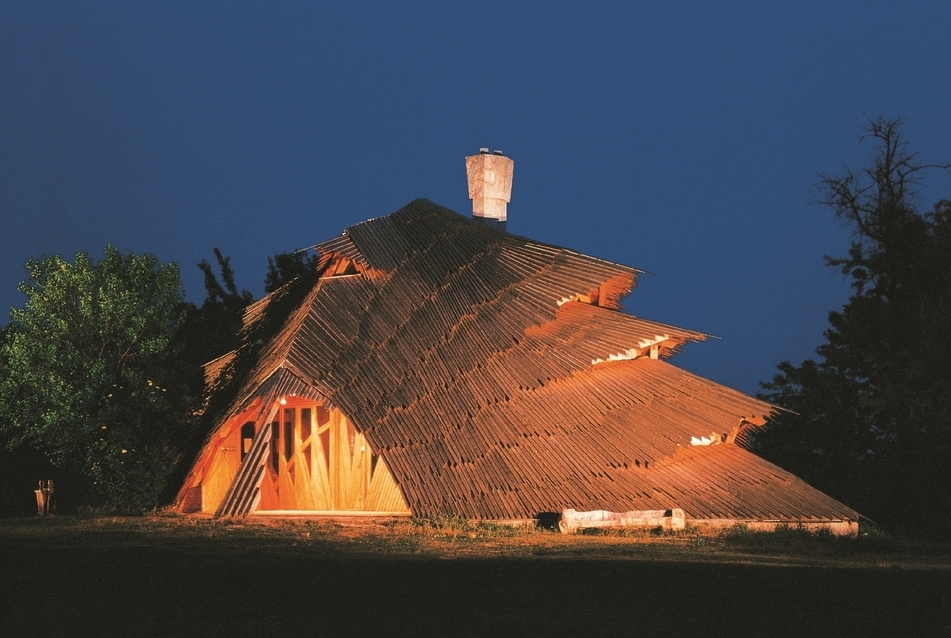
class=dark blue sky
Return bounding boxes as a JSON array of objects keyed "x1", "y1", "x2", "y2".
[{"x1": 2, "y1": 2, "x2": 950, "y2": 395}]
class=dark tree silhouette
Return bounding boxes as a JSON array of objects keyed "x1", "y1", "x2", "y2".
[
  {"x1": 264, "y1": 250, "x2": 320, "y2": 293},
  {"x1": 177, "y1": 248, "x2": 255, "y2": 371},
  {"x1": 753, "y1": 117, "x2": 951, "y2": 537}
]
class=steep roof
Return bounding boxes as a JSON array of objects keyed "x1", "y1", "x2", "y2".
[{"x1": 200, "y1": 199, "x2": 857, "y2": 522}]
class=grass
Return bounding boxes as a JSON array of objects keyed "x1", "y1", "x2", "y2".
[
  {"x1": 2, "y1": 515, "x2": 950, "y2": 637},
  {"x1": 1, "y1": 513, "x2": 947, "y2": 567}
]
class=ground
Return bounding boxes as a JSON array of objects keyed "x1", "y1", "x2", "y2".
[{"x1": 1, "y1": 516, "x2": 949, "y2": 637}]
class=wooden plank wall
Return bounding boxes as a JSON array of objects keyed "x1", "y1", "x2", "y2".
[
  {"x1": 215, "y1": 411, "x2": 275, "y2": 517},
  {"x1": 208, "y1": 397, "x2": 410, "y2": 515},
  {"x1": 183, "y1": 200, "x2": 856, "y2": 525},
  {"x1": 177, "y1": 397, "x2": 267, "y2": 513}
]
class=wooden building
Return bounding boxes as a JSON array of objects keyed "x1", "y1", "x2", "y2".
[{"x1": 175, "y1": 162, "x2": 858, "y2": 534}]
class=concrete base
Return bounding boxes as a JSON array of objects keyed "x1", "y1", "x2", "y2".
[{"x1": 560, "y1": 508, "x2": 686, "y2": 533}]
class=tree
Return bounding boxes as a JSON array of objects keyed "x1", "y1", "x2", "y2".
[
  {"x1": 176, "y1": 248, "x2": 254, "y2": 372},
  {"x1": 172, "y1": 247, "x2": 316, "y2": 411},
  {"x1": 753, "y1": 118, "x2": 951, "y2": 537},
  {"x1": 264, "y1": 250, "x2": 320, "y2": 293},
  {"x1": 0, "y1": 246, "x2": 190, "y2": 510},
  {"x1": 174, "y1": 248, "x2": 317, "y2": 381},
  {"x1": 178, "y1": 249, "x2": 318, "y2": 367},
  {"x1": 158, "y1": 248, "x2": 322, "y2": 504},
  {"x1": 0, "y1": 243, "x2": 326, "y2": 511}
]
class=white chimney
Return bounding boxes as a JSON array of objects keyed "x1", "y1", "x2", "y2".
[{"x1": 465, "y1": 148, "x2": 513, "y2": 225}]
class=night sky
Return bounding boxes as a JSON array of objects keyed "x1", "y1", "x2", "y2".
[{"x1": 2, "y1": 2, "x2": 950, "y2": 396}]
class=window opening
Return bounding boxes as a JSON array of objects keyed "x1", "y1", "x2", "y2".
[
  {"x1": 269, "y1": 421, "x2": 280, "y2": 472},
  {"x1": 283, "y1": 408, "x2": 295, "y2": 461},
  {"x1": 240, "y1": 422, "x2": 255, "y2": 461}
]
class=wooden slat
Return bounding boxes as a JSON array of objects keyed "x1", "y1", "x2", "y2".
[
  {"x1": 215, "y1": 402, "x2": 277, "y2": 517},
  {"x1": 179, "y1": 199, "x2": 855, "y2": 524}
]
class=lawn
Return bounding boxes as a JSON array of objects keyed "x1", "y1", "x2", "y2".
[{"x1": 1, "y1": 516, "x2": 949, "y2": 637}]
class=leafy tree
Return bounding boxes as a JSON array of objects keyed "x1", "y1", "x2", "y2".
[
  {"x1": 174, "y1": 248, "x2": 316, "y2": 379},
  {"x1": 180, "y1": 249, "x2": 317, "y2": 364},
  {"x1": 264, "y1": 250, "x2": 320, "y2": 293},
  {"x1": 753, "y1": 118, "x2": 951, "y2": 537},
  {"x1": 155, "y1": 249, "x2": 256, "y2": 502},
  {"x1": 176, "y1": 248, "x2": 254, "y2": 372},
  {"x1": 159, "y1": 248, "x2": 321, "y2": 503},
  {"x1": 0, "y1": 324, "x2": 11, "y2": 446},
  {"x1": 1, "y1": 243, "x2": 323, "y2": 511},
  {"x1": 173, "y1": 247, "x2": 314, "y2": 409},
  {"x1": 0, "y1": 246, "x2": 190, "y2": 510},
  {"x1": 198, "y1": 248, "x2": 254, "y2": 310}
]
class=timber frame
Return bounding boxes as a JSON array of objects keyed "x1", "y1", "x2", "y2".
[
  {"x1": 175, "y1": 199, "x2": 859, "y2": 534},
  {"x1": 179, "y1": 391, "x2": 410, "y2": 516}
]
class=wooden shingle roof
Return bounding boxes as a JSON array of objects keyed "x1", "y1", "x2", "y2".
[{"x1": 201, "y1": 199, "x2": 857, "y2": 522}]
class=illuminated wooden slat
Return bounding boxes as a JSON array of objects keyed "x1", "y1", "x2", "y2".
[
  {"x1": 215, "y1": 405, "x2": 276, "y2": 517},
  {"x1": 177, "y1": 200, "x2": 855, "y2": 525}
]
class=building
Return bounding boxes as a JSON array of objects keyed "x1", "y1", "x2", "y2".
[{"x1": 175, "y1": 150, "x2": 858, "y2": 535}]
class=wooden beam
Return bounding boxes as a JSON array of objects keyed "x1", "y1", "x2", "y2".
[{"x1": 215, "y1": 400, "x2": 281, "y2": 517}]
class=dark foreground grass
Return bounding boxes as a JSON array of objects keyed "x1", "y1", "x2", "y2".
[{"x1": 1, "y1": 516, "x2": 949, "y2": 637}]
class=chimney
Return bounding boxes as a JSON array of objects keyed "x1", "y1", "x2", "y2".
[{"x1": 465, "y1": 148, "x2": 513, "y2": 231}]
